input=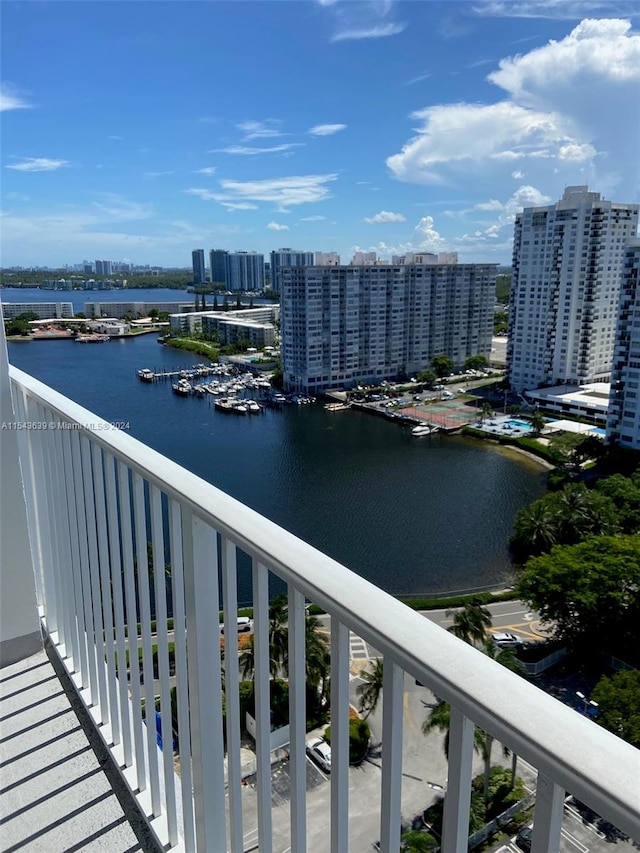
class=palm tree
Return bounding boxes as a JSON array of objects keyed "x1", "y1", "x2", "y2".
[
  {"x1": 421, "y1": 698, "x2": 487, "y2": 760},
  {"x1": 304, "y1": 614, "x2": 330, "y2": 709},
  {"x1": 481, "y1": 638, "x2": 526, "y2": 796},
  {"x1": 356, "y1": 657, "x2": 384, "y2": 719},
  {"x1": 268, "y1": 594, "x2": 289, "y2": 679},
  {"x1": 447, "y1": 598, "x2": 492, "y2": 646},
  {"x1": 510, "y1": 500, "x2": 560, "y2": 561},
  {"x1": 530, "y1": 409, "x2": 546, "y2": 436},
  {"x1": 479, "y1": 401, "x2": 493, "y2": 424}
]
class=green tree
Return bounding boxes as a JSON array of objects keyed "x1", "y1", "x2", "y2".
[
  {"x1": 447, "y1": 597, "x2": 492, "y2": 646},
  {"x1": 595, "y1": 474, "x2": 640, "y2": 534},
  {"x1": 431, "y1": 355, "x2": 454, "y2": 378},
  {"x1": 356, "y1": 657, "x2": 384, "y2": 718},
  {"x1": 416, "y1": 369, "x2": 437, "y2": 386},
  {"x1": 515, "y1": 535, "x2": 640, "y2": 661},
  {"x1": 530, "y1": 410, "x2": 546, "y2": 436},
  {"x1": 305, "y1": 614, "x2": 330, "y2": 714},
  {"x1": 213, "y1": 294, "x2": 219, "y2": 310},
  {"x1": 591, "y1": 670, "x2": 640, "y2": 748},
  {"x1": 463, "y1": 355, "x2": 488, "y2": 372},
  {"x1": 400, "y1": 831, "x2": 438, "y2": 851},
  {"x1": 479, "y1": 401, "x2": 493, "y2": 424},
  {"x1": 510, "y1": 500, "x2": 560, "y2": 562}
]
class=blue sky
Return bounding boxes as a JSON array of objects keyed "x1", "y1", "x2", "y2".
[{"x1": 2, "y1": 0, "x2": 639, "y2": 268}]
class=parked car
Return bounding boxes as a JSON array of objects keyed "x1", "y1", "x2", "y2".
[
  {"x1": 515, "y1": 826, "x2": 533, "y2": 851},
  {"x1": 306, "y1": 737, "x2": 331, "y2": 772},
  {"x1": 491, "y1": 631, "x2": 525, "y2": 649}
]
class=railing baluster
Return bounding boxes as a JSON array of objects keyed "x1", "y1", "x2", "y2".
[
  {"x1": 379, "y1": 659, "x2": 403, "y2": 853},
  {"x1": 183, "y1": 510, "x2": 226, "y2": 851},
  {"x1": 37, "y1": 404, "x2": 65, "y2": 642},
  {"x1": 253, "y1": 560, "x2": 273, "y2": 853},
  {"x1": 169, "y1": 498, "x2": 195, "y2": 851},
  {"x1": 92, "y1": 443, "x2": 120, "y2": 745},
  {"x1": 26, "y1": 398, "x2": 57, "y2": 630},
  {"x1": 81, "y1": 434, "x2": 108, "y2": 724},
  {"x1": 132, "y1": 472, "x2": 161, "y2": 817},
  {"x1": 49, "y1": 421, "x2": 75, "y2": 666},
  {"x1": 221, "y1": 535, "x2": 244, "y2": 853},
  {"x1": 61, "y1": 429, "x2": 88, "y2": 683},
  {"x1": 105, "y1": 452, "x2": 132, "y2": 765},
  {"x1": 288, "y1": 586, "x2": 307, "y2": 853},
  {"x1": 149, "y1": 484, "x2": 177, "y2": 844},
  {"x1": 118, "y1": 461, "x2": 147, "y2": 793},
  {"x1": 331, "y1": 620, "x2": 350, "y2": 853},
  {"x1": 10, "y1": 388, "x2": 45, "y2": 607},
  {"x1": 532, "y1": 774, "x2": 565, "y2": 853},
  {"x1": 70, "y1": 430, "x2": 99, "y2": 703},
  {"x1": 441, "y1": 709, "x2": 475, "y2": 853}
]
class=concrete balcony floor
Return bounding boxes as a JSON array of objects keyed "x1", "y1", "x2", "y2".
[{"x1": 0, "y1": 644, "x2": 158, "y2": 852}]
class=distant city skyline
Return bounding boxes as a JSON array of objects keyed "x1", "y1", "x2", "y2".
[{"x1": 2, "y1": 2, "x2": 639, "y2": 268}]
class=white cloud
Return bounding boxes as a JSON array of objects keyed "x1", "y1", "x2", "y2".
[
  {"x1": 4, "y1": 192, "x2": 29, "y2": 201},
  {"x1": 475, "y1": 199, "x2": 504, "y2": 211},
  {"x1": 217, "y1": 174, "x2": 338, "y2": 210},
  {"x1": 332, "y1": 22, "x2": 406, "y2": 41},
  {"x1": 322, "y1": 0, "x2": 406, "y2": 42},
  {"x1": 309, "y1": 123, "x2": 347, "y2": 136},
  {"x1": 237, "y1": 120, "x2": 285, "y2": 140},
  {"x1": 413, "y1": 216, "x2": 446, "y2": 249},
  {"x1": 0, "y1": 83, "x2": 31, "y2": 112},
  {"x1": 267, "y1": 221, "x2": 290, "y2": 231},
  {"x1": 6, "y1": 157, "x2": 69, "y2": 172},
  {"x1": 143, "y1": 171, "x2": 174, "y2": 180},
  {"x1": 91, "y1": 195, "x2": 153, "y2": 221},
  {"x1": 196, "y1": 166, "x2": 217, "y2": 175},
  {"x1": 405, "y1": 72, "x2": 432, "y2": 86},
  {"x1": 364, "y1": 210, "x2": 406, "y2": 224},
  {"x1": 300, "y1": 215, "x2": 327, "y2": 221},
  {"x1": 211, "y1": 143, "x2": 303, "y2": 155},
  {"x1": 474, "y1": 1, "x2": 639, "y2": 19},
  {"x1": 108, "y1": 135, "x2": 123, "y2": 141},
  {"x1": 387, "y1": 18, "x2": 640, "y2": 195},
  {"x1": 185, "y1": 174, "x2": 337, "y2": 211}
]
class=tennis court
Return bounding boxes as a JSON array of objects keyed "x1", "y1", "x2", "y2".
[{"x1": 403, "y1": 399, "x2": 481, "y2": 430}]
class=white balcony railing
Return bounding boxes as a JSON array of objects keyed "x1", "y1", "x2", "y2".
[{"x1": 8, "y1": 365, "x2": 640, "y2": 852}]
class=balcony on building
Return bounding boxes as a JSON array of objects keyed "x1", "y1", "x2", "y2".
[{"x1": 1, "y1": 324, "x2": 639, "y2": 852}]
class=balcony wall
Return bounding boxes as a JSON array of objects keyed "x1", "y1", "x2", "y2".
[{"x1": 4, "y1": 361, "x2": 640, "y2": 853}]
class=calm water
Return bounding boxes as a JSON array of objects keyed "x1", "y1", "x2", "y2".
[{"x1": 7, "y1": 333, "x2": 546, "y2": 603}]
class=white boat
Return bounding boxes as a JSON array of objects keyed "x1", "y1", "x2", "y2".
[
  {"x1": 245, "y1": 400, "x2": 261, "y2": 413},
  {"x1": 232, "y1": 402, "x2": 248, "y2": 414},
  {"x1": 138, "y1": 368, "x2": 155, "y2": 382},
  {"x1": 411, "y1": 424, "x2": 437, "y2": 436}
]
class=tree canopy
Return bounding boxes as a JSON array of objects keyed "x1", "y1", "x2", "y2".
[
  {"x1": 591, "y1": 669, "x2": 640, "y2": 749},
  {"x1": 515, "y1": 535, "x2": 640, "y2": 661},
  {"x1": 431, "y1": 354, "x2": 454, "y2": 377}
]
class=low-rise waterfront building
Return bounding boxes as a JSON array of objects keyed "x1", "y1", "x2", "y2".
[
  {"x1": 1, "y1": 301, "x2": 74, "y2": 319},
  {"x1": 281, "y1": 263, "x2": 496, "y2": 394},
  {"x1": 84, "y1": 301, "x2": 193, "y2": 319},
  {"x1": 524, "y1": 382, "x2": 611, "y2": 424},
  {"x1": 170, "y1": 306, "x2": 278, "y2": 347}
]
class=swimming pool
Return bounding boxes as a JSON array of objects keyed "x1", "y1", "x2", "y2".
[{"x1": 505, "y1": 419, "x2": 534, "y2": 432}]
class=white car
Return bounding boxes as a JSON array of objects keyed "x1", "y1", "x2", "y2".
[
  {"x1": 491, "y1": 631, "x2": 525, "y2": 649},
  {"x1": 306, "y1": 737, "x2": 331, "y2": 772}
]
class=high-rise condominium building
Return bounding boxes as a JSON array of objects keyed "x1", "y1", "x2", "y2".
[
  {"x1": 607, "y1": 239, "x2": 640, "y2": 450},
  {"x1": 270, "y1": 248, "x2": 314, "y2": 292},
  {"x1": 192, "y1": 249, "x2": 206, "y2": 285},
  {"x1": 95, "y1": 259, "x2": 112, "y2": 276},
  {"x1": 281, "y1": 263, "x2": 496, "y2": 394},
  {"x1": 507, "y1": 186, "x2": 639, "y2": 394},
  {"x1": 209, "y1": 250, "x2": 229, "y2": 288},
  {"x1": 314, "y1": 251, "x2": 340, "y2": 266},
  {"x1": 226, "y1": 251, "x2": 265, "y2": 291}
]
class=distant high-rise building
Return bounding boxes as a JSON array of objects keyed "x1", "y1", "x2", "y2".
[
  {"x1": 508, "y1": 186, "x2": 639, "y2": 394},
  {"x1": 392, "y1": 252, "x2": 458, "y2": 265},
  {"x1": 270, "y1": 248, "x2": 314, "y2": 292},
  {"x1": 84, "y1": 264, "x2": 94, "y2": 275},
  {"x1": 95, "y1": 260, "x2": 112, "y2": 276},
  {"x1": 314, "y1": 251, "x2": 340, "y2": 266},
  {"x1": 351, "y1": 251, "x2": 378, "y2": 265},
  {"x1": 607, "y1": 239, "x2": 640, "y2": 450},
  {"x1": 209, "y1": 250, "x2": 229, "y2": 288},
  {"x1": 192, "y1": 249, "x2": 206, "y2": 285},
  {"x1": 281, "y1": 263, "x2": 496, "y2": 394},
  {"x1": 226, "y1": 252, "x2": 265, "y2": 291}
]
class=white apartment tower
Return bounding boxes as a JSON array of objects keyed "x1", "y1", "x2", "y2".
[
  {"x1": 270, "y1": 248, "x2": 314, "y2": 292},
  {"x1": 508, "y1": 186, "x2": 639, "y2": 394},
  {"x1": 607, "y1": 239, "x2": 640, "y2": 450},
  {"x1": 281, "y1": 263, "x2": 496, "y2": 393}
]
